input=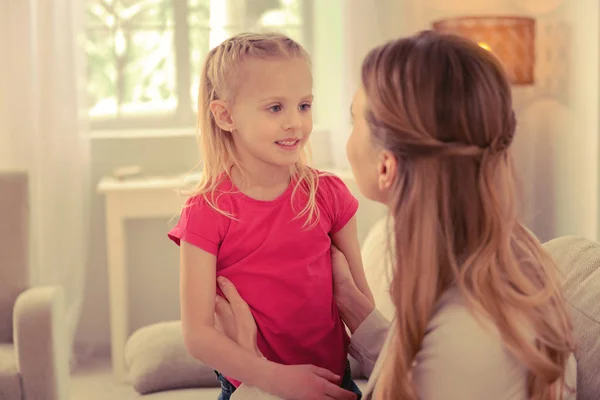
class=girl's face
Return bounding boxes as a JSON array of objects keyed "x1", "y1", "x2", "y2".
[
  {"x1": 347, "y1": 86, "x2": 397, "y2": 206},
  {"x1": 211, "y1": 57, "x2": 313, "y2": 175}
]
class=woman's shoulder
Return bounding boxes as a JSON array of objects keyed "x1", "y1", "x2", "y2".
[
  {"x1": 420, "y1": 288, "x2": 518, "y2": 361},
  {"x1": 413, "y1": 288, "x2": 528, "y2": 399},
  {"x1": 412, "y1": 287, "x2": 576, "y2": 399}
]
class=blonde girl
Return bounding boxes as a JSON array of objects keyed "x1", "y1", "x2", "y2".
[{"x1": 168, "y1": 32, "x2": 373, "y2": 400}]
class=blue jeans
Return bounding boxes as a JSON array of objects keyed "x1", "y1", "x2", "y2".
[{"x1": 215, "y1": 360, "x2": 362, "y2": 400}]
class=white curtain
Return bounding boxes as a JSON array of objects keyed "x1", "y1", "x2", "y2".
[{"x1": 0, "y1": 0, "x2": 89, "y2": 368}]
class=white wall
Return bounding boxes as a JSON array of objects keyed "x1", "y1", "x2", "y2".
[
  {"x1": 75, "y1": 0, "x2": 600, "y2": 354},
  {"x1": 321, "y1": 0, "x2": 407, "y2": 168},
  {"x1": 560, "y1": 0, "x2": 599, "y2": 241}
]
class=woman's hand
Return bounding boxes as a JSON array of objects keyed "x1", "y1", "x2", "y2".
[
  {"x1": 330, "y1": 245, "x2": 360, "y2": 298},
  {"x1": 214, "y1": 276, "x2": 261, "y2": 357},
  {"x1": 214, "y1": 276, "x2": 357, "y2": 400},
  {"x1": 331, "y1": 246, "x2": 375, "y2": 334},
  {"x1": 264, "y1": 364, "x2": 357, "y2": 400}
]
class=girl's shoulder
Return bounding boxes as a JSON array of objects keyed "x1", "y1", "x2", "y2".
[
  {"x1": 316, "y1": 169, "x2": 356, "y2": 204},
  {"x1": 292, "y1": 167, "x2": 348, "y2": 199},
  {"x1": 182, "y1": 180, "x2": 238, "y2": 223},
  {"x1": 306, "y1": 168, "x2": 358, "y2": 228},
  {"x1": 309, "y1": 168, "x2": 351, "y2": 193}
]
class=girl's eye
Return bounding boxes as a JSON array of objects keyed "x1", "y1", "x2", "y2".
[
  {"x1": 268, "y1": 105, "x2": 282, "y2": 113},
  {"x1": 299, "y1": 103, "x2": 312, "y2": 111}
]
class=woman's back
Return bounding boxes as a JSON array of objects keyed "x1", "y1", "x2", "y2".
[
  {"x1": 412, "y1": 287, "x2": 577, "y2": 399},
  {"x1": 349, "y1": 30, "x2": 577, "y2": 398}
]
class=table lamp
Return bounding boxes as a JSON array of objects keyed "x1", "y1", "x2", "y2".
[{"x1": 432, "y1": 16, "x2": 536, "y2": 85}]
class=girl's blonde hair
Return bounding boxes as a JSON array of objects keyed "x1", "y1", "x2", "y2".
[
  {"x1": 188, "y1": 32, "x2": 320, "y2": 226},
  {"x1": 364, "y1": 31, "x2": 575, "y2": 399}
]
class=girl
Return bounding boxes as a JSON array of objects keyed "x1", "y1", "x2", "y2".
[
  {"x1": 168, "y1": 32, "x2": 373, "y2": 400},
  {"x1": 214, "y1": 31, "x2": 578, "y2": 400}
]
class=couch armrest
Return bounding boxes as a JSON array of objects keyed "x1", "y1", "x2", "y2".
[{"x1": 13, "y1": 286, "x2": 69, "y2": 400}]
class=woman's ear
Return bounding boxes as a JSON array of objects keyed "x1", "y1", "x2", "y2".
[
  {"x1": 209, "y1": 100, "x2": 235, "y2": 132},
  {"x1": 377, "y1": 150, "x2": 397, "y2": 192}
]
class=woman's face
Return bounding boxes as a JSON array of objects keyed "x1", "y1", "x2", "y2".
[{"x1": 346, "y1": 86, "x2": 397, "y2": 205}]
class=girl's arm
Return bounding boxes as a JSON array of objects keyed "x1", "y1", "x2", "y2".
[
  {"x1": 181, "y1": 241, "x2": 352, "y2": 400},
  {"x1": 215, "y1": 275, "x2": 385, "y2": 400},
  {"x1": 331, "y1": 216, "x2": 375, "y2": 305},
  {"x1": 179, "y1": 241, "x2": 271, "y2": 385}
]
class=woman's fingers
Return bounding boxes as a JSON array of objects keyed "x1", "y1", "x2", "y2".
[
  {"x1": 330, "y1": 247, "x2": 355, "y2": 290},
  {"x1": 214, "y1": 312, "x2": 224, "y2": 333},
  {"x1": 330, "y1": 244, "x2": 341, "y2": 256},
  {"x1": 217, "y1": 276, "x2": 260, "y2": 355},
  {"x1": 310, "y1": 366, "x2": 358, "y2": 399},
  {"x1": 218, "y1": 276, "x2": 253, "y2": 318},
  {"x1": 215, "y1": 294, "x2": 235, "y2": 323},
  {"x1": 215, "y1": 294, "x2": 231, "y2": 315},
  {"x1": 324, "y1": 383, "x2": 357, "y2": 400},
  {"x1": 214, "y1": 294, "x2": 237, "y2": 340},
  {"x1": 311, "y1": 365, "x2": 341, "y2": 383},
  {"x1": 310, "y1": 364, "x2": 356, "y2": 399},
  {"x1": 217, "y1": 276, "x2": 240, "y2": 301}
]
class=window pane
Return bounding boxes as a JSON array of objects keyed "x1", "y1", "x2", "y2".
[
  {"x1": 251, "y1": 0, "x2": 305, "y2": 46},
  {"x1": 189, "y1": 0, "x2": 307, "y2": 111},
  {"x1": 188, "y1": 0, "x2": 211, "y2": 111},
  {"x1": 85, "y1": 0, "x2": 177, "y2": 119},
  {"x1": 84, "y1": 0, "x2": 310, "y2": 129}
]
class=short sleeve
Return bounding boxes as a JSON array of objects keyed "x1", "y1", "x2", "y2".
[
  {"x1": 319, "y1": 174, "x2": 359, "y2": 234},
  {"x1": 167, "y1": 195, "x2": 227, "y2": 255}
]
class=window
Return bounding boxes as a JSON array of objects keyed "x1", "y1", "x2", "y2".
[{"x1": 84, "y1": 0, "x2": 312, "y2": 131}]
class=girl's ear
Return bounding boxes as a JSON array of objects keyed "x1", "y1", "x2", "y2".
[{"x1": 209, "y1": 100, "x2": 235, "y2": 132}]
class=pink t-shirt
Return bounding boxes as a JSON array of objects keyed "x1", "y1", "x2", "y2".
[{"x1": 168, "y1": 171, "x2": 358, "y2": 387}]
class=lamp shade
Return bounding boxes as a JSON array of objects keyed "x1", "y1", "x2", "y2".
[{"x1": 432, "y1": 16, "x2": 535, "y2": 85}]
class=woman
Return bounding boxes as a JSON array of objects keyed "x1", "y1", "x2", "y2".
[{"x1": 215, "y1": 30, "x2": 577, "y2": 399}]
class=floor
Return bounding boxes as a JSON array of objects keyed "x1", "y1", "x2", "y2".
[
  {"x1": 70, "y1": 358, "x2": 138, "y2": 400},
  {"x1": 70, "y1": 357, "x2": 221, "y2": 400}
]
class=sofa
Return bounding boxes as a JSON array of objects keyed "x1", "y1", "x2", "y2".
[
  {"x1": 0, "y1": 170, "x2": 70, "y2": 400},
  {"x1": 125, "y1": 217, "x2": 600, "y2": 399}
]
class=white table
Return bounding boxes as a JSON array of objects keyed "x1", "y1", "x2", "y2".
[
  {"x1": 97, "y1": 170, "x2": 386, "y2": 381},
  {"x1": 97, "y1": 174, "x2": 193, "y2": 381}
]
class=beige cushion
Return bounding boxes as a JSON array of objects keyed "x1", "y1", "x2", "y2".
[
  {"x1": 0, "y1": 343, "x2": 22, "y2": 400},
  {"x1": 125, "y1": 321, "x2": 218, "y2": 394},
  {"x1": 543, "y1": 236, "x2": 600, "y2": 400},
  {"x1": 126, "y1": 321, "x2": 366, "y2": 392},
  {"x1": 0, "y1": 171, "x2": 29, "y2": 343}
]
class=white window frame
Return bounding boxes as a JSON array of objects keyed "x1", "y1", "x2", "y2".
[{"x1": 86, "y1": 0, "x2": 314, "y2": 134}]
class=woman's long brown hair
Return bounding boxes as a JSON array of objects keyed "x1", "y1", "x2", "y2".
[{"x1": 363, "y1": 31, "x2": 575, "y2": 399}]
